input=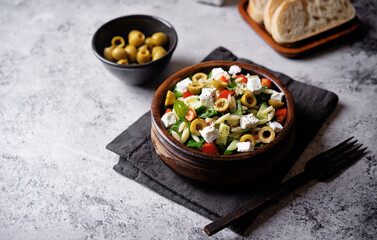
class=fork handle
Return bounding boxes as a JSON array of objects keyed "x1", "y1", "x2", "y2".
[{"x1": 204, "y1": 170, "x2": 315, "y2": 236}]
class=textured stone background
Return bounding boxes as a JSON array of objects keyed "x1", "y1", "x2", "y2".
[{"x1": 0, "y1": 0, "x2": 376, "y2": 239}]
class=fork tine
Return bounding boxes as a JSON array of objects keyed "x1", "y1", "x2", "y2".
[
  {"x1": 313, "y1": 137, "x2": 354, "y2": 160},
  {"x1": 315, "y1": 138, "x2": 357, "y2": 162},
  {"x1": 324, "y1": 139, "x2": 359, "y2": 161},
  {"x1": 316, "y1": 145, "x2": 367, "y2": 180},
  {"x1": 332, "y1": 147, "x2": 367, "y2": 172},
  {"x1": 330, "y1": 143, "x2": 363, "y2": 165}
]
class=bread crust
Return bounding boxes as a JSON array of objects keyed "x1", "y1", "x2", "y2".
[
  {"x1": 270, "y1": 0, "x2": 356, "y2": 43},
  {"x1": 263, "y1": 0, "x2": 286, "y2": 34},
  {"x1": 247, "y1": 0, "x2": 356, "y2": 44},
  {"x1": 247, "y1": 0, "x2": 268, "y2": 25}
]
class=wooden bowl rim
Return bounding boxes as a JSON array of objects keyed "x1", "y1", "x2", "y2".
[{"x1": 151, "y1": 61, "x2": 295, "y2": 162}]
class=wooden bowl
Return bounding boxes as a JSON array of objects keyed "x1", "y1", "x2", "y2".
[{"x1": 151, "y1": 61, "x2": 295, "y2": 186}]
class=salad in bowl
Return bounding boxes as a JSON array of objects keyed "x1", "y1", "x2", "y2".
[{"x1": 161, "y1": 64, "x2": 287, "y2": 155}]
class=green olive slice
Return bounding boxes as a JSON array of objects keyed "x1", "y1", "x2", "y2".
[
  {"x1": 213, "y1": 98, "x2": 229, "y2": 112},
  {"x1": 192, "y1": 72, "x2": 207, "y2": 82},
  {"x1": 258, "y1": 126, "x2": 275, "y2": 143},
  {"x1": 212, "y1": 80, "x2": 228, "y2": 90},
  {"x1": 190, "y1": 119, "x2": 206, "y2": 136},
  {"x1": 241, "y1": 92, "x2": 257, "y2": 108},
  {"x1": 240, "y1": 134, "x2": 256, "y2": 147},
  {"x1": 188, "y1": 82, "x2": 205, "y2": 95}
]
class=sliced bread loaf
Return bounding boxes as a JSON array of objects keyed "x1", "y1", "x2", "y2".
[
  {"x1": 269, "y1": 0, "x2": 355, "y2": 44},
  {"x1": 247, "y1": 0, "x2": 269, "y2": 25},
  {"x1": 263, "y1": 0, "x2": 286, "y2": 34}
]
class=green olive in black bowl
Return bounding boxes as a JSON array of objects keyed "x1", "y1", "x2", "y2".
[{"x1": 92, "y1": 15, "x2": 178, "y2": 85}]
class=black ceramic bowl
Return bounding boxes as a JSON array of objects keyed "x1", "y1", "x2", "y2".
[{"x1": 92, "y1": 15, "x2": 178, "y2": 85}]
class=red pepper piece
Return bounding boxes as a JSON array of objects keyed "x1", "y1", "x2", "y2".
[
  {"x1": 183, "y1": 91, "x2": 193, "y2": 98},
  {"x1": 275, "y1": 108, "x2": 287, "y2": 124},
  {"x1": 201, "y1": 142, "x2": 218, "y2": 154},
  {"x1": 235, "y1": 74, "x2": 247, "y2": 83},
  {"x1": 218, "y1": 89, "x2": 235, "y2": 99},
  {"x1": 261, "y1": 78, "x2": 272, "y2": 88},
  {"x1": 185, "y1": 108, "x2": 197, "y2": 122}
]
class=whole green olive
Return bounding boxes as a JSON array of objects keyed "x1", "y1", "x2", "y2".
[
  {"x1": 111, "y1": 46, "x2": 127, "y2": 61},
  {"x1": 136, "y1": 49, "x2": 151, "y2": 64},
  {"x1": 151, "y1": 32, "x2": 167, "y2": 46},
  {"x1": 128, "y1": 30, "x2": 145, "y2": 47},
  {"x1": 103, "y1": 46, "x2": 115, "y2": 61},
  {"x1": 151, "y1": 46, "x2": 166, "y2": 57},
  {"x1": 111, "y1": 36, "x2": 125, "y2": 48},
  {"x1": 145, "y1": 37, "x2": 153, "y2": 46},
  {"x1": 117, "y1": 59, "x2": 129, "y2": 65},
  {"x1": 138, "y1": 44, "x2": 151, "y2": 52},
  {"x1": 152, "y1": 47, "x2": 167, "y2": 61},
  {"x1": 124, "y1": 44, "x2": 137, "y2": 63}
]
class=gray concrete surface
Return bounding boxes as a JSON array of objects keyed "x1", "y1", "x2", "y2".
[{"x1": 1, "y1": 0, "x2": 376, "y2": 239}]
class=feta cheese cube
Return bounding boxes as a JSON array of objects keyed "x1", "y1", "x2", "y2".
[
  {"x1": 161, "y1": 112, "x2": 177, "y2": 128},
  {"x1": 199, "y1": 125, "x2": 220, "y2": 143},
  {"x1": 246, "y1": 74, "x2": 262, "y2": 95},
  {"x1": 200, "y1": 88, "x2": 217, "y2": 108},
  {"x1": 228, "y1": 65, "x2": 241, "y2": 75},
  {"x1": 175, "y1": 78, "x2": 192, "y2": 93},
  {"x1": 270, "y1": 92, "x2": 284, "y2": 102},
  {"x1": 240, "y1": 113, "x2": 259, "y2": 129},
  {"x1": 211, "y1": 67, "x2": 226, "y2": 78},
  {"x1": 212, "y1": 67, "x2": 230, "y2": 82},
  {"x1": 236, "y1": 142, "x2": 254, "y2": 152},
  {"x1": 268, "y1": 121, "x2": 283, "y2": 133}
]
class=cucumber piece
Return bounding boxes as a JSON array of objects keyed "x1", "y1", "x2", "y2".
[
  {"x1": 216, "y1": 123, "x2": 230, "y2": 145},
  {"x1": 226, "y1": 139, "x2": 239, "y2": 151},
  {"x1": 185, "y1": 96, "x2": 200, "y2": 108},
  {"x1": 257, "y1": 102, "x2": 269, "y2": 120},
  {"x1": 227, "y1": 118, "x2": 239, "y2": 126},
  {"x1": 223, "y1": 139, "x2": 239, "y2": 155}
]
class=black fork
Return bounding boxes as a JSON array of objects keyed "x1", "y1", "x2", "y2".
[{"x1": 204, "y1": 137, "x2": 367, "y2": 236}]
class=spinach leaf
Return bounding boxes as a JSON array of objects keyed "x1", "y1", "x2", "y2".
[
  {"x1": 173, "y1": 90, "x2": 183, "y2": 98},
  {"x1": 226, "y1": 136, "x2": 234, "y2": 145},
  {"x1": 226, "y1": 80, "x2": 237, "y2": 90},
  {"x1": 173, "y1": 100, "x2": 189, "y2": 118},
  {"x1": 254, "y1": 142, "x2": 265, "y2": 149},
  {"x1": 208, "y1": 71, "x2": 212, "y2": 79},
  {"x1": 198, "y1": 109, "x2": 217, "y2": 118},
  {"x1": 215, "y1": 143, "x2": 227, "y2": 155},
  {"x1": 186, "y1": 137, "x2": 205, "y2": 148},
  {"x1": 195, "y1": 105, "x2": 206, "y2": 115},
  {"x1": 170, "y1": 118, "x2": 189, "y2": 134},
  {"x1": 233, "y1": 99, "x2": 243, "y2": 116},
  {"x1": 223, "y1": 149, "x2": 236, "y2": 155}
]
